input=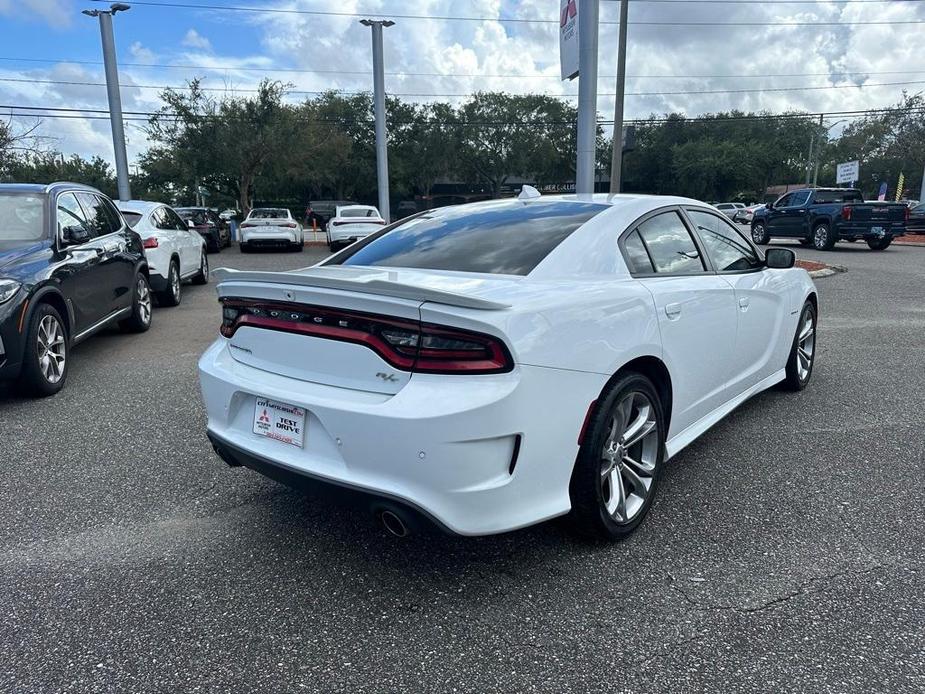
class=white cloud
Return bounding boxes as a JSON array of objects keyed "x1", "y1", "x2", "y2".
[
  {"x1": 182, "y1": 29, "x2": 212, "y2": 50},
  {"x1": 0, "y1": 0, "x2": 71, "y2": 29}
]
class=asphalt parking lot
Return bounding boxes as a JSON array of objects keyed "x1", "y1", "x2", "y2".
[{"x1": 1, "y1": 241, "x2": 923, "y2": 693}]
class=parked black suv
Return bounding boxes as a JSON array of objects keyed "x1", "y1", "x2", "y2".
[{"x1": 0, "y1": 183, "x2": 152, "y2": 396}]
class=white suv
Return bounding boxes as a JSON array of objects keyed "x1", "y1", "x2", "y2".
[{"x1": 118, "y1": 200, "x2": 209, "y2": 306}]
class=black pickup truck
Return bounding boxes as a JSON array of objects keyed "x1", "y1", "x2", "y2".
[{"x1": 750, "y1": 188, "x2": 908, "y2": 251}]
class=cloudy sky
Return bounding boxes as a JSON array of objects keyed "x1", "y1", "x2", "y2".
[{"x1": 0, "y1": 0, "x2": 923, "y2": 165}]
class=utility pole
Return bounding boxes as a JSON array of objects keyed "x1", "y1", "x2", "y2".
[
  {"x1": 360, "y1": 19, "x2": 394, "y2": 222},
  {"x1": 576, "y1": 0, "x2": 599, "y2": 195},
  {"x1": 82, "y1": 3, "x2": 132, "y2": 201},
  {"x1": 805, "y1": 129, "x2": 815, "y2": 187},
  {"x1": 811, "y1": 113, "x2": 823, "y2": 187},
  {"x1": 609, "y1": 0, "x2": 629, "y2": 195},
  {"x1": 919, "y1": 161, "x2": 925, "y2": 203}
]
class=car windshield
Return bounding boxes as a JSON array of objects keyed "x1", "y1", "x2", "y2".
[
  {"x1": 334, "y1": 199, "x2": 606, "y2": 276},
  {"x1": 120, "y1": 211, "x2": 142, "y2": 228},
  {"x1": 341, "y1": 208, "x2": 376, "y2": 218},
  {"x1": 0, "y1": 193, "x2": 46, "y2": 245},
  {"x1": 251, "y1": 209, "x2": 288, "y2": 219}
]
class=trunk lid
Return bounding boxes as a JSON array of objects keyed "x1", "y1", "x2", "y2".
[
  {"x1": 847, "y1": 202, "x2": 907, "y2": 224},
  {"x1": 214, "y1": 266, "x2": 518, "y2": 395}
]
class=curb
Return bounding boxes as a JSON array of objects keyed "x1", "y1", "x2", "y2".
[{"x1": 807, "y1": 264, "x2": 846, "y2": 279}]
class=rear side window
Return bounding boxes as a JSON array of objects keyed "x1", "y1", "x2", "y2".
[
  {"x1": 812, "y1": 190, "x2": 864, "y2": 204},
  {"x1": 336, "y1": 200, "x2": 606, "y2": 276},
  {"x1": 622, "y1": 229, "x2": 654, "y2": 273},
  {"x1": 635, "y1": 211, "x2": 705, "y2": 274},
  {"x1": 121, "y1": 211, "x2": 142, "y2": 228},
  {"x1": 75, "y1": 192, "x2": 118, "y2": 238}
]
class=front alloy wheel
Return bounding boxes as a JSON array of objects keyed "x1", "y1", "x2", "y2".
[
  {"x1": 18, "y1": 303, "x2": 69, "y2": 397},
  {"x1": 37, "y1": 314, "x2": 66, "y2": 385}
]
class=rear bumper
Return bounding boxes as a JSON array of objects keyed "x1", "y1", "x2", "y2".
[
  {"x1": 328, "y1": 228, "x2": 375, "y2": 243},
  {"x1": 198, "y1": 338, "x2": 606, "y2": 535},
  {"x1": 241, "y1": 230, "x2": 301, "y2": 245},
  {"x1": 836, "y1": 223, "x2": 905, "y2": 238}
]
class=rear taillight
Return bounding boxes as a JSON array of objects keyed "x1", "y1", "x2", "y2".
[
  {"x1": 219, "y1": 299, "x2": 513, "y2": 374},
  {"x1": 143, "y1": 237, "x2": 158, "y2": 249},
  {"x1": 842, "y1": 205, "x2": 852, "y2": 221},
  {"x1": 240, "y1": 222, "x2": 253, "y2": 229},
  {"x1": 283, "y1": 222, "x2": 297, "y2": 228}
]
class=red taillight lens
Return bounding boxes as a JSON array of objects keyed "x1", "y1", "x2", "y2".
[
  {"x1": 143, "y1": 237, "x2": 159, "y2": 249},
  {"x1": 240, "y1": 222, "x2": 253, "y2": 229},
  {"x1": 842, "y1": 205, "x2": 852, "y2": 221},
  {"x1": 284, "y1": 222, "x2": 297, "y2": 228},
  {"x1": 219, "y1": 299, "x2": 513, "y2": 374}
]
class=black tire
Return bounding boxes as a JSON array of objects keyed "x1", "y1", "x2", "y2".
[
  {"x1": 782, "y1": 301, "x2": 817, "y2": 391},
  {"x1": 119, "y1": 273, "x2": 153, "y2": 333},
  {"x1": 811, "y1": 223, "x2": 837, "y2": 250},
  {"x1": 240, "y1": 242, "x2": 250, "y2": 254},
  {"x1": 569, "y1": 372, "x2": 666, "y2": 540},
  {"x1": 191, "y1": 249, "x2": 209, "y2": 285},
  {"x1": 17, "y1": 303, "x2": 68, "y2": 397},
  {"x1": 867, "y1": 237, "x2": 892, "y2": 250},
  {"x1": 751, "y1": 222, "x2": 770, "y2": 245},
  {"x1": 207, "y1": 233, "x2": 221, "y2": 254},
  {"x1": 294, "y1": 242, "x2": 304, "y2": 252},
  {"x1": 156, "y1": 260, "x2": 182, "y2": 307}
]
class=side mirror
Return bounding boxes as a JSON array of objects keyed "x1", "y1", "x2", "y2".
[
  {"x1": 62, "y1": 224, "x2": 91, "y2": 245},
  {"x1": 765, "y1": 248, "x2": 795, "y2": 269},
  {"x1": 765, "y1": 202, "x2": 773, "y2": 210}
]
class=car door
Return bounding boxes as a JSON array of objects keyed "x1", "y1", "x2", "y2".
[
  {"x1": 74, "y1": 192, "x2": 134, "y2": 314},
  {"x1": 54, "y1": 192, "x2": 109, "y2": 332},
  {"x1": 684, "y1": 208, "x2": 790, "y2": 395},
  {"x1": 164, "y1": 206, "x2": 199, "y2": 274},
  {"x1": 623, "y1": 209, "x2": 739, "y2": 439},
  {"x1": 770, "y1": 191, "x2": 810, "y2": 237},
  {"x1": 765, "y1": 193, "x2": 793, "y2": 236}
]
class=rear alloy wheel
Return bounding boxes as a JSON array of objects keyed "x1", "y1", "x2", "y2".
[
  {"x1": 18, "y1": 303, "x2": 68, "y2": 397},
  {"x1": 570, "y1": 372, "x2": 664, "y2": 540},
  {"x1": 751, "y1": 222, "x2": 770, "y2": 245},
  {"x1": 867, "y1": 237, "x2": 892, "y2": 251},
  {"x1": 783, "y1": 301, "x2": 816, "y2": 391},
  {"x1": 192, "y1": 249, "x2": 209, "y2": 285},
  {"x1": 811, "y1": 223, "x2": 837, "y2": 250},
  {"x1": 119, "y1": 274, "x2": 153, "y2": 333},
  {"x1": 157, "y1": 260, "x2": 182, "y2": 307}
]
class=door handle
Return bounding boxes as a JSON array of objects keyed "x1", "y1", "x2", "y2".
[
  {"x1": 738, "y1": 297, "x2": 750, "y2": 311},
  {"x1": 665, "y1": 302, "x2": 682, "y2": 319}
]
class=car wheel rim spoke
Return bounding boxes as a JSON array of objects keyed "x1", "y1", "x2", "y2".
[
  {"x1": 796, "y1": 313, "x2": 815, "y2": 380},
  {"x1": 138, "y1": 279, "x2": 151, "y2": 323},
  {"x1": 37, "y1": 315, "x2": 65, "y2": 383},
  {"x1": 600, "y1": 391, "x2": 659, "y2": 524}
]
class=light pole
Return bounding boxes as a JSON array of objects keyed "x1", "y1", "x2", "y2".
[
  {"x1": 609, "y1": 0, "x2": 629, "y2": 195},
  {"x1": 83, "y1": 3, "x2": 132, "y2": 202},
  {"x1": 360, "y1": 19, "x2": 394, "y2": 222},
  {"x1": 812, "y1": 119, "x2": 846, "y2": 187},
  {"x1": 575, "y1": 0, "x2": 599, "y2": 195}
]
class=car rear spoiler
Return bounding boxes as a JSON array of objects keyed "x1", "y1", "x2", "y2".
[{"x1": 212, "y1": 267, "x2": 511, "y2": 310}]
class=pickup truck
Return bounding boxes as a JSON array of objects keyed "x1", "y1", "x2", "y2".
[{"x1": 750, "y1": 188, "x2": 908, "y2": 251}]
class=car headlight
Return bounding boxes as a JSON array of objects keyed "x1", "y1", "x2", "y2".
[{"x1": 0, "y1": 279, "x2": 22, "y2": 304}]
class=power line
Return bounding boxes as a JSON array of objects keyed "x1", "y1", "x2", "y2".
[
  {"x1": 87, "y1": 0, "x2": 925, "y2": 26},
  {"x1": 3, "y1": 56, "x2": 924, "y2": 82},
  {"x1": 2, "y1": 75, "x2": 923, "y2": 99}
]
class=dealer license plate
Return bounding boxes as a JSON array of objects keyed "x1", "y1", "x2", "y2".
[{"x1": 253, "y1": 397, "x2": 306, "y2": 448}]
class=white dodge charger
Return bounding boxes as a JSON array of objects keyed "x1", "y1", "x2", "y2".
[{"x1": 199, "y1": 192, "x2": 817, "y2": 539}]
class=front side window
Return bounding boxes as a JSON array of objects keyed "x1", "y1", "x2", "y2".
[
  {"x1": 334, "y1": 199, "x2": 606, "y2": 276},
  {"x1": 787, "y1": 191, "x2": 810, "y2": 207},
  {"x1": 775, "y1": 193, "x2": 793, "y2": 208},
  {"x1": 0, "y1": 193, "x2": 46, "y2": 244},
  {"x1": 57, "y1": 193, "x2": 91, "y2": 241},
  {"x1": 687, "y1": 209, "x2": 762, "y2": 272},
  {"x1": 634, "y1": 211, "x2": 705, "y2": 274}
]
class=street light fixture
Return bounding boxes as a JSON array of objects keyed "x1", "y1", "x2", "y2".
[{"x1": 83, "y1": 3, "x2": 132, "y2": 201}]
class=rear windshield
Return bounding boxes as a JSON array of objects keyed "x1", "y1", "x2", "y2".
[
  {"x1": 120, "y1": 211, "x2": 142, "y2": 228},
  {"x1": 341, "y1": 208, "x2": 377, "y2": 218},
  {"x1": 251, "y1": 208, "x2": 289, "y2": 219},
  {"x1": 0, "y1": 193, "x2": 46, "y2": 243},
  {"x1": 812, "y1": 190, "x2": 863, "y2": 204},
  {"x1": 334, "y1": 199, "x2": 606, "y2": 275}
]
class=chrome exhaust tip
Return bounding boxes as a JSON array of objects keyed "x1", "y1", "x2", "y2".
[{"x1": 379, "y1": 509, "x2": 409, "y2": 538}]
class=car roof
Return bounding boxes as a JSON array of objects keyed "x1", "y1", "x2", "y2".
[
  {"x1": 117, "y1": 199, "x2": 168, "y2": 214},
  {"x1": 0, "y1": 182, "x2": 103, "y2": 196}
]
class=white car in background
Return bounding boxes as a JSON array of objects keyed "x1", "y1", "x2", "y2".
[
  {"x1": 240, "y1": 208, "x2": 304, "y2": 253},
  {"x1": 200, "y1": 191, "x2": 818, "y2": 540},
  {"x1": 326, "y1": 204, "x2": 386, "y2": 251},
  {"x1": 118, "y1": 200, "x2": 209, "y2": 306},
  {"x1": 734, "y1": 204, "x2": 763, "y2": 225},
  {"x1": 715, "y1": 202, "x2": 745, "y2": 219}
]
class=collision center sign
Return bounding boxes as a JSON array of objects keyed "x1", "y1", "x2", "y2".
[
  {"x1": 836, "y1": 160, "x2": 859, "y2": 185},
  {"x1": 559, "y1": 0, "x2": 579, "y2": 80}
]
